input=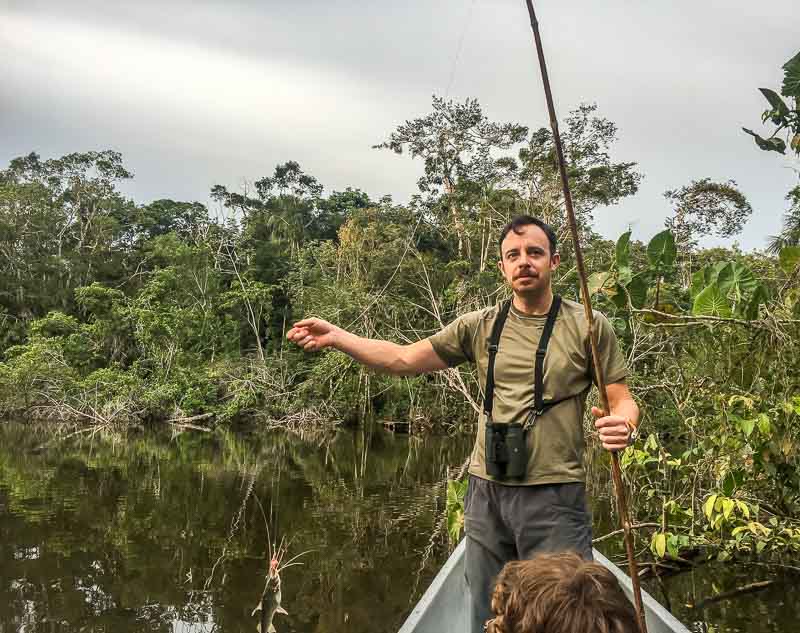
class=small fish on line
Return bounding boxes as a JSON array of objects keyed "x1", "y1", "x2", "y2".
[
  {"x1": 251, "y1": 534, "x2": 311, "y2": 633},
  {"x1": 252, "y1": 556, "x2": 287, "y2": 633}
]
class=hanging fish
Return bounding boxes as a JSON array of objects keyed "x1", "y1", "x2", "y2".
[
  {"x1": 252, "y1": 556, "x2": 287, "y2": 633},
  {"x1": 251, "y1": 535, "x2": 312, "y2": 633}
]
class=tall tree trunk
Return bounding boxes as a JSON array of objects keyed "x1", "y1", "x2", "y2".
[{"x1": 444, "y1": 176, "x2": 470, "y2": 260}]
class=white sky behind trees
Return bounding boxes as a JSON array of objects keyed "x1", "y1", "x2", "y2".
[{"x1": 1, "y1": 0, "x2": 797, "y2": 250}]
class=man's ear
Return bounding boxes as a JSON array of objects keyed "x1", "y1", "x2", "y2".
[
  {"x1": 497, "y1": 259, "x2": 504, "y2": 274},
  {"x1": 550, "y1": 252, "x2": 560, "y2": 271}
]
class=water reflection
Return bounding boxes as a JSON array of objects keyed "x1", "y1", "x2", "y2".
[
  {"x1": 0, "y1": 423, "x2": 472, "y2": 633},
  {"x1": 1, "y1": 423, "x2": 797, "y2": 633}
]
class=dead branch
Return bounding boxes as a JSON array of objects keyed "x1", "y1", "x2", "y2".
[
  {"x1": 592, "y1": 523, "x2": 662, "y2": 544},
  {"x1": 633, "y1": 307, "x2": 800, "y2": 329},
  {"x1": 168, "y1": 421, "x2": 213, "y2": 433},
  {"x1": 168, "y1": 412, "x2": 214, "y2": 423},
  {"x1": 690, "y1": 580, "x2": 775, "y2": 609}
]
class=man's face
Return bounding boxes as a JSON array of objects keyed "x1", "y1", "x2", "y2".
[{"x1": 497, "y1": 224, "x2": 559, "y2": 297}]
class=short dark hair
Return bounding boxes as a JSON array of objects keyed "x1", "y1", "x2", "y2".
[
  {"x1": 498, "y1": 216, "x2": 557, "y2": 257},
  {"x1": 486, "y1": 552, "x2": 639, "y2": 633}
]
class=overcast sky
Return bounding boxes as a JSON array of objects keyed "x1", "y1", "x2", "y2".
[{"x1": 1, "y1": 1, "x2": 797, "y2": 250}]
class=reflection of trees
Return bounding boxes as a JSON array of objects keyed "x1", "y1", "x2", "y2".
[
  {"x1": 642, "y1": 562, "x2": 799, "y2": 631},
  {"x1": 0, "y1": 423, "x2": 472, "y2": 633}
]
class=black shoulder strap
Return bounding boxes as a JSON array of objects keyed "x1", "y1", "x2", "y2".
[
  {"x1": 533, "y1": 295, "x2": 562, "y2": 413},
  {"x1": 483, "y1": 296, "x2": 563, "y2": 419},
  {"x1": 483, "y1": 299, "x2": 512, "y2": 418}
]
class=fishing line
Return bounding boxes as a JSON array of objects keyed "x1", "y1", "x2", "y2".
[
  {"x1": 320, "y1": 2, "x2": 476, "y2": 332},
  {"x1": 343, "y1": 212, "x2": 424, "y2": 331},
  {"x1": 443, "y1": 0, "x2": 478, "y2": 98}
]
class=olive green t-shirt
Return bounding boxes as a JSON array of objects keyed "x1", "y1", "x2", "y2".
[{"x1": 427, "y1": 298, "x2": 627, "y2": 486}]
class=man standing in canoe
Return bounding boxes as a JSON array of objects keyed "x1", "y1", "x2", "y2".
[{"x1": 286, "y1": 215, "x2": 640, "y2": 633}]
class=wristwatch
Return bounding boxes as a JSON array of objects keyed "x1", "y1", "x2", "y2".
[{"x1": 625, "y1": 418, "x2": 639, "y2": 446}]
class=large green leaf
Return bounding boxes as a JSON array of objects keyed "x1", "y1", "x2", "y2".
[
  {"x1": 646, "y1": 230, "x2": 677, "y2": 269},
  {"x1": 693, "y1": 263, "x2": 724, "y2": 297},
  {"x1": 782, "y1": 51, "x2": 800, "y2": 97},
  {"x1": 692, "y1": 284, "x2": 732, "y2": 317},
  {"x1": 722, "y1": 470, "x2": 745, "y2": 496},
  {"x1": 615, "y1": 230, "x2": 632, "y2": 269},
  {"x1": 716, "y1": 262, "x2": 758, "y2": 303},
  {"x1": 666, "y1": 535, "x2": 679, "y2": 559},
  {"x1": 779, "y1": 246, "x2": 800, "y2": 274},
  {"x1": 611, "y1": 284, "x2": 627, "y2": 310},
  {"x1": 446, "y1": 479, "x2": 467, "y2": 542},
  {"x1": 709, "y1": 261, "x2": 728, "y2": 282},
  {"x1": 738, "y1": 416, "x2": 756, "y2": 438},
  {"x1": 446, "y1": 479, "x2": 467, "y2": 506},
  {"x1": 651, "y1": 532, "x2": 667, "y2": 558},
  {"x1": 704, "y1": 494, "x2": 718, "y2": 521},
  {"x1": 626, "y1": 273, "x2": 649, "y2": 309},
  {"x1": 759, "y1": 88, "x2": 790, "y2": 117},
  {"x1": 447, "y1": 507, "x2": 464, "y2": 543},
  {"x1": 743, "y1": 128, "x2": 787, "y2": 154},
  {"x1": 715, "y1": 263, "x2": 735, "y2": 295},
  {"x1": 744, "y1": 284, "x2": 769, "y2": 320},
  {"x1": 690, "y1": 268, "x2": 708, "y2": 299}
]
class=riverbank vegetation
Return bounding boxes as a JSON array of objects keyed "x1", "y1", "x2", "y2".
[{"x1": 2, "y1": 53, "x2": 800, "y2": 572}]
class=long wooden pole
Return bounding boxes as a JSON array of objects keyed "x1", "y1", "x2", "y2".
[{"x1": 522, "y1": 2, "x2": 648, "y2": 631}]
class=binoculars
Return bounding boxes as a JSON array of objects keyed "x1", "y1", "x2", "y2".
[{"x1": 485, "y1": 421, "x2": 528, "y2": 479}]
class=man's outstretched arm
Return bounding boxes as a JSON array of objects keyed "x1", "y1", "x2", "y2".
[{"x1": 286, "y1": 317, "x2": 448, "y2": 376}]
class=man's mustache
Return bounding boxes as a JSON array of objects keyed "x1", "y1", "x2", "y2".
[{"x1": 514, "y1": 271, "x2": 538, "y2": 280}]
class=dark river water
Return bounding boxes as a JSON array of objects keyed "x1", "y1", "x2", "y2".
[{"x1": 0, "y1": 422, "x2": 796, "y2": 633}]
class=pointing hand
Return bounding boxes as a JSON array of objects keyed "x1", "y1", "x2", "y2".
[{"x1": 286, "y1": 318, "x2": 339, "y2": 352}]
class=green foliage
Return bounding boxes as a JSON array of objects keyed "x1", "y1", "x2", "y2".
[
  {"x1": 615, "y1": 230, "x2": 632, "y2": 272},
  {"x1": 716, "y1": 262, "x2": 759, "y2": 299},
  {"x1": 592, "y1": 220, "x2": 800, "y2": 566},
  {"x1": 742, "y1": 128, "x2": 787, "y2": 154},
  {"x1": 0, "y1": 338, "x2": 77, "y2": 414},
  {"x1": 622, "y1": 391, "x2": 800, "y2": 563},
  {"x1": 0, "y1": 94, "x2": 797, "y2": 574},
  {"x1": 446, "y1": 479, "x2": 468, "y2": 543},
  {"x1": 692, "y1": 284, "x2": 732, "y2": 317},
  {"x1": 646, "y1": 229, "x2": 677, "y2": 270},
  {"x1": 769, "y1": 187, "x2": 800, "y2": 253},
  {"x1": 779, "y1": 245, "x2": 800, "y2": 274},
  {"x1": 29, "y1": 311, "x2": 81, "y2": 339},
  {"x1": 689, "y1": 261, "x2": 767, "y2": 318},
  {"x1": 782, "y1": 51, "x2": 800, "y2": 99},
  {"x1": 664, "y1": 178, "x2": 752, "y2": 249},
  {"x1": 0, "y1": 150, "x2": 136, "y2": 325},
  {"x1": 745, "y1": 52, "x2": 800, "y2": 255},
  {"x1": 742, "y1": 50, "x2": 800, "y2": 157}
]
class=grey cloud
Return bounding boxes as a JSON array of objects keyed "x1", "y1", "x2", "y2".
[{"x1": 1, "y1": 0, "x2": 797, "y2": 250}]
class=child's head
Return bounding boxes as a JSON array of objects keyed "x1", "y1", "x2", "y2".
[{"x1": 485, "y1": 551, "x2": 640, "y2": 633}]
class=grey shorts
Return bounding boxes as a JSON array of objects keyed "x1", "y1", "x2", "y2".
[
  {"x1": 463, "y1": 475, "x2": 593, "y2": 633},
  {"x1": 464, "y1": 475, "x2": 593, "y2": 560}
]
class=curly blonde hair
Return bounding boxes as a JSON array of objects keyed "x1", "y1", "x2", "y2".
[{"x1": 485, "y1": 552, "x2": 640, "y2": 633}]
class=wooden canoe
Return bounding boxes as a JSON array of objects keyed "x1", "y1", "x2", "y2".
[{"x1": 398, "y1": 540, "x2": 690, "y2": 633}]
